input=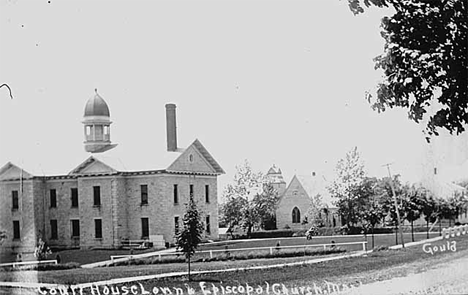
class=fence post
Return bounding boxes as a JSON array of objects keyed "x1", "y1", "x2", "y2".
[
  {"x1": 210, "y1": 250, "x2": 213, "y2": 259},
  {"x1": 362, "y1": 242, "x2": 366, "y2": 252},
  {"x1": 270, "y1": 247, "x2": 273, "y2": 255},
  {"x1": 158, "y1": 254, "x2": 161, "y2": 261},
  {"x1": 323, "y1": 244, "x2": 327, "y2": 250}
]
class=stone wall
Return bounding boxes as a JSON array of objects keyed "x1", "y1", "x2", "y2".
[
  {"x1": 43, "y1": 178, "x2": 78, "y2": 248},
  {"x1": 1, "y1": 172, "x2": 220, "y2": 253},
  {"x1": 0, "y1": 179, "x2": 37, "y2": 254}
]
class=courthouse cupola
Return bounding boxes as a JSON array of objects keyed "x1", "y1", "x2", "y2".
[{"x1": 82, "y1": 89, "x2": 117, "y2": 153}]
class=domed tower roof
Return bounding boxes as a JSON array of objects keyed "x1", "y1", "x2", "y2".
[{"x1": 84, "y1": 89, "x2": 110, "y2": 117}]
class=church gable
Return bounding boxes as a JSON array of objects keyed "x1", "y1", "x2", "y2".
[
  {"x1": 69, "y1": 157, "x2": 117, "y2": 175},
  {"x1": 280, "y1": 176, "x2": 310, "y2": 204},
  {"x1": 0, "y1": 162, "x2": 33, "y2": 180},
  {"x1": 276, "y1": 175, "x2": 310, "y2": 229},
  {"x1": 167, "y1": 144, "x2": 217, "y2": 174}
]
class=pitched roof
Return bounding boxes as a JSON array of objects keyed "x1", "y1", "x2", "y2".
[
  {"x1": 66, "y1": 139, "x2": 224, "y2": 176},
  {"x1": 0, "y1": 162, "x2": 34, "y2": 180},
  {"x1": 190, "y1": 139, "x2": 225, "y2": 174},
  {"x1": 295, "y1": 174, "x2": 335, "y2": 208}
]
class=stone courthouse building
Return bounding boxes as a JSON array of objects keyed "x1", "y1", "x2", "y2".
[{"x1": 0, "y1": 91, "x2": 224, "y2": 255}]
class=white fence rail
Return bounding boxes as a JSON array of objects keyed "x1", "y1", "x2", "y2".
[
  {"x1": 442, "y1": 225, "x2": 468, "y2": 239},
  {"x1": 0, "y1": 260, "x2": 57, "y2": 268},
  {"x1": 110, "y1": 241, "x2": 367, "y2": 263}
]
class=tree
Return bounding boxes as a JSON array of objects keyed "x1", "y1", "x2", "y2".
[
  {"x1": 222, "y1": 195, "x2": 248, "y2": 238},
  {"x1": 252, "y1": 183, "x2": 280, "y2": 230},
  {"x1": 359, "y1": 178, "x2": 384, "y2": 248},
  {"x1": 306, "y1": 194, "x2": 326, "y2": 227},
  {"x1": 176, "y1": 195, "x2": 203, "y2": 281},
  {"x1": 442, "y1": 193, "x2": 466, "y2": 226},
  {"x1": 361, "y1": 202, "x2": 384, "y2": 249},
  {"x1": 349, "y1": 0, "x2": 467, "y2": 137},
  {"x1": 221, "y1": 160, "x2": 280, "y2": 237},
  {"x1": 328, "y1": 147, "x2": 367, "y2": 228},
  {"x1": 420, "y1": 192, "x2": 438, "y2": 239},
  {"x1": 376, "y1": 175, "x2": 406, "y2": 244},
  {"x1": 402, "y1": 185, "x2": 424, "y2": 242}
]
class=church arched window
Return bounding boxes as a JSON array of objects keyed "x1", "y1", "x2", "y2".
[{"x1": 292, "y1": 207, "x2": 301, "y2": 224}]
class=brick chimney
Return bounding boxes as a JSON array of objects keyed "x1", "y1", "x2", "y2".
[{"x1": 165, "y1": 103, "x2": 178, "y2": 152}]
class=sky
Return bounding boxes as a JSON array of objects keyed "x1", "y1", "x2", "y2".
[{"x1": 0, "y1": 0, "x2": 431, "y2": 195}]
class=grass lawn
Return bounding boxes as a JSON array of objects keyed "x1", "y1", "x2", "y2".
[
  {"x1": 0, "y1": 232, "x2": 440, "y2": 266},
  {"x1": 199, "y1": 232, "x2": 441, "y2": 252},
  {"x1": 0, "y1": 248, "x2": 157, "y2": 265},
  {"x1": 1, "y1": 235, "x2": 465, "y2": 288},
  {"x1": 110, "y1": 235, "x2": 468, "y2": 294}
]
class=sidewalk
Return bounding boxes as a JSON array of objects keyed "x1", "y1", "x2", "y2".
[{"x1": 81, "y1": 247, "x2": 178, "y2": 268}]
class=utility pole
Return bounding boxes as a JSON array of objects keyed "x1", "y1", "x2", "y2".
[{"x1": 383, "y1": 163, "x2": 405, "y2": 249}]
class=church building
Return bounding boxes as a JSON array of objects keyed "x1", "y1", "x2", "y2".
[
  {"x1": 265, "y1": 166, "x2": 340, "y2": 230},
  {"x1": 0, "y1": 91, "x2": 224, "y2": 255}
]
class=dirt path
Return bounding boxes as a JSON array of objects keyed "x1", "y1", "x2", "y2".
[{"x1": 341, "y1": 254, "x2": 468, "y2": 295}]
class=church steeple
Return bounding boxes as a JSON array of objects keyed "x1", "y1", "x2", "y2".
[
  {"x1": 82, "y1": 89, "x2": 117, "y2": 153},
  {"x1": 266, "y1": 164, "x2": 287, "y2": 196}
]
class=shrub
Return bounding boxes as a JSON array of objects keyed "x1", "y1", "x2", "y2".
[
  {"x1": 373, "y1": 245, "x2": 389, "y2": 252},
  {"x1": 249, "y1": 230, "x2": 294, "y2": 239},
  {"x1": 4, "y1": 262, "x2": 81, "y2": 272}
]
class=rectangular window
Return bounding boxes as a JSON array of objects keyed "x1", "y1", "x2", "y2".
[
  {"x1": 205, "y1": 185, "x2": 210, "y2": 203},
  {"x1": 13, "y1": 220, "x2": 20, "y2": 240},
  {"x1": 141, "y1": 218, "x2": 149, "y2": 238},
  {"x1": 189, "y1": 184, "x2": 194, "y2": 198},
  {"x1": 50, "y1": 189, "x2": 57, "y2": 208},
  {"x1": 71, "y1": 188, "x2": 79, "y2": 208},
  {"x1": 173, "y1": 184, "x2": 178, "y2": 204},
  {"x1": 434, "y1": 167, "x2": 437, "y2": 175},
  {"x1": 174, "y1": 216, "x2": 180, "y2": 234},
  {"x1": 206, "y1": 215, "x2": 211, "y2": 234},
  {"x1": 50, "y1": 219, "x2": 58, "y2": 239},
  {"x1": 141, "y1": 185, "x2": 148, "y2": 205},
  {"x1": 12, "y1": 190, "x2": 19, "y2": 210},
  {"x1": 71, "y1": 220, "x2": 80, "y2": 238},
  {"x1": 95, "y1": 219, "x2": 102, "y2": 239},
  {"x1": 93, "y1": 186, "x2": 101, "y2": 206}
]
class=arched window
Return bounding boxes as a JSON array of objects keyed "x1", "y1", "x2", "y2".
[{"x1": 292, "y1": 207, "x2": 301, "y2": 224}]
